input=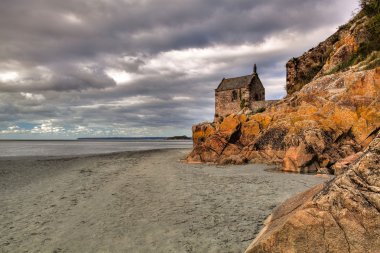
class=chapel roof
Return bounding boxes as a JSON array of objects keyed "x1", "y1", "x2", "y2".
[{"x1": 216, "y1": 74, "x2": 258, "y2": 91}]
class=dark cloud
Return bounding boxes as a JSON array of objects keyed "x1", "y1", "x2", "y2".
[
  {"x1": 0, "y1": 64, "x2": 116, "y2": 92},
  {"x1": 0, "y1": 0, "x2": 358, "y2": 138}
]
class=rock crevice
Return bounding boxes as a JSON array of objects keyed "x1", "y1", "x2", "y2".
[{"x1": 245, "y1": 132, "x2": 380, "y2": 253}]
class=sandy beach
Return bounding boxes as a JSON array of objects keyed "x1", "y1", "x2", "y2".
[{"x1": 0, "y1": 149, "x2": 329, "y2": 253}]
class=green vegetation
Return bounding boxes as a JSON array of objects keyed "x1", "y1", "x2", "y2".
[
  {"x1": 326, "y1": 2, "x2": 380, "y2": 74},
  {"x1": 364, "y1": 53, "x2": 380, "y2": 69},
  {"x1": 287, "y1": 1, "x2": 379, "y2": 94},
  {"x1": 360, "y1": 0, "x2": 380, "y2": 15},
  {"x1": 240, "y1": 99, "x2": 246, "y2": 109},
  {"x1": 256, "y1": 107, "x2": 266, "y2": 113},
  {"x1": 357, "y1": 51, "x2": 380, "y2": 70},
  {"x1": 362, "y1": 2, "x2": 380, "y2": 53},
  {"x1": 353, "y1": 1, "x2": 379, "y2": 67},
  {"x1": 325, "y1": 53, "x2": 362, "y2": 75}
]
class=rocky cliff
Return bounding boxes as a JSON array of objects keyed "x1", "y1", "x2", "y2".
[
  {"x1": 245, "y1": 131, "x2": 380, "y2": 253},
  {"x1": 187, "y1": 67, "x2": 380, "y2": 173},
  {"x1": 187, "y1": 3, "x2": 380, "y2": 252},
  {"x1": 286, "y1": 7, "x2": 380, "y2": 95},
  {"x1": 187, "y1": 8, "x2": 380, "y2": 174}
]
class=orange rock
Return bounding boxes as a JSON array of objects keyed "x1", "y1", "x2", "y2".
[
  {"x1": 204, "y1": 135, "x2": 227, "y2": 156},
  {"x1": 187, "y1": 68, "x2": 380, "y2": 173},
  {"x1": 237, "y1": 114, "x2": 248, "y2": 123},
  {"x1": 245, "y1": 133, "x2": 380, "y2": 253},
  {"x1": 256, "y1": 115, "x2": 272, "y2": 129},
  {"x1": 282, "y1": 143, "x2": 317, "y2": 173},
  {"x1": 240, "y1": 120, "x2": 261, "y2": 146},
  {"x1": 221, "y1": 143, "x2": 241, "y2": 157},
  {"x1": 219, "y1": 115, "x2": 241, "y2": 139},
  {"x1": 192, "y1": 123, "x2": 215, "y2": 145}
]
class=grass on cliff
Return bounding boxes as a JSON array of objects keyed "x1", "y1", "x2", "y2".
[
  {"x1": 360, "y1": 0, "x2": 380, "y2": 15},
  {"x1": 361, "y1": 4, "x2": 380, "y2": 64},
  {"x1": 328, "y1": 2, "x2": 380, "y2": 74}
]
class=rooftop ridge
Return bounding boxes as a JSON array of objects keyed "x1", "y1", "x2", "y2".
[
  {"x1": 216, "y1": 73, "x2": 257, "y2": 91},
  {"x1": 223, "y1": 74, "x2": 253, "y2": 80}
]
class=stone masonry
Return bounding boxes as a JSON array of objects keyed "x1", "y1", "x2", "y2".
[{"x1": 214, "y1": 64, "x2": 277, "y2": 120}]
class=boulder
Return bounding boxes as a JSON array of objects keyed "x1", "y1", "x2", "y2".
[
  {"x1": 282, "y1": 143, "x2": 317, "y2": 173},
  {"x1": 192, "y1": 122, "x2": 216, "y2": 145},
  {"x1": 245, "y1": 132, "x2": 380, "y2": 253}
]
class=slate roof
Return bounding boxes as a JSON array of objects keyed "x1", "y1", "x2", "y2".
[{"x1": 216, "y1": 74, "x2": 256, "y2": 91}]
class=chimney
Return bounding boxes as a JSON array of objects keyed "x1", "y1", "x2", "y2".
[{"x1": 253, "y1": 63, "x2": 257, "y2": 74}]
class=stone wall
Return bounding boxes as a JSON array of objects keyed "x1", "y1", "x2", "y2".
[
  {"x1": 215, "y1": 88, "x2": 250, "y2": 117},
  {"x1": 250, "y1": 76, "x2": 265, "y2": 101},
  {"x1": 215, "y1": 90, "x2": 279, "y2": 121}
]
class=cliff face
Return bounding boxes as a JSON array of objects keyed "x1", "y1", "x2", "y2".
[
  {"x1": 245, "y1": 131, "x2": 380, "y2": 253},
  {"x1": 286, "y1": 9, "x2": 380, "y2": 95},
  {"x1": 187, "y1": 9, "x2": 380, "y2": 173},
  {"x1": 187, "y1": 68, "x2": 380, "y2": 173}
]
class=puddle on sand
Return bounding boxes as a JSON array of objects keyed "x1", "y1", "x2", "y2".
[
  {"x1": 265, "y1": 166, "x2": 335, "y2": 180},
  {"x1": 265, "y1": 166, "x2": 319, "y2": 175}
]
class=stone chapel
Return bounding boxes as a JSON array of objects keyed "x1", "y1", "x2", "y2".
[{"x1": 215, "y1": 64, "x2": 267, "y2": 119}]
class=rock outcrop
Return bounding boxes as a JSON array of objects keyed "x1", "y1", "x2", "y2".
[
  {"x1": 186, "y1": 4, "x2": 380, "y2": 252},
  {"x1": 187, "y1": 68, "x2": 380, "y2": 173},
  {"x1": 286, "y1": 8, "x2": 379, "y2": 95},
  {"x1": 187, "y1": 6, "x2": 380, "y2": 173},
  {"x1": 244, "y1": 132, "x2": 380, "y2": 253}
]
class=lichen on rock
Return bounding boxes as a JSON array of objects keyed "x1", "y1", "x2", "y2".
[
  {"x1": 244, "y1": 132, "x2": 380, "y2": 253},
  {"x1": 187, "y1": 68, "x2": 380, "y2": 172}
]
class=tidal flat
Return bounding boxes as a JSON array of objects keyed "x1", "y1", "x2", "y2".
[{"x1": 0, "y1": 149, "x2": 329, "y2": 253}]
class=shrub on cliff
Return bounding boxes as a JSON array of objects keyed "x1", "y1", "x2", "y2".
[
  {"x1": 256, "y1": 107, "x2": 266, "y2": 113},
  {"x1": 353, "y1": 0, "x2": 380, "y2": 69},
  {"x1": 360, "y1": 0, "x2": 380, "y2": 15},
  {"x1": 324, "y1": 3, "x2": 380, "y2": 74},
  {"x1": 240, "y1": 99, "x2": 246, "y2": 109}
]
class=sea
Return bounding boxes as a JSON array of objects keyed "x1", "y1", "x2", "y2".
[{"x1": 0, "y1": 139, "x2": 193, "y2": 157}]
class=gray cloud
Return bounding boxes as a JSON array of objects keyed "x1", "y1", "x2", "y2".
[{"x1": 0, "y1": 0, "x2": 359, "y2": 138}]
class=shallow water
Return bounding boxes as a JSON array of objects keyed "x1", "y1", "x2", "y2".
[{"x1": 0, "y1": 140, "x2": 193, "y2": 157}]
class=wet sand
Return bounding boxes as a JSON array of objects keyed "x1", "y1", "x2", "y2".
[{"x1": 0, "y1": 149, "x2": 329, "y2": 253}]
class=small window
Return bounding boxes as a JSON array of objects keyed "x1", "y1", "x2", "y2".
[{"x1": 232, "y1": 90, "x2": 238, "y2": 101}]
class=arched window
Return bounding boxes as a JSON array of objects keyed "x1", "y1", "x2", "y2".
[{"x1": 232, "y1": 90, "x2": 238, "y2": 101}]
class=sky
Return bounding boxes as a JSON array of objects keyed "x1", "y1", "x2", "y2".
[{"x1": 0, "y1": 0, "x2": 359, "y2": 139}]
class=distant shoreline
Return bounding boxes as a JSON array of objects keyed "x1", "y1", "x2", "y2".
[
  {"x1": 0, "y1": 139, "x2": 193, "y2": 158},
  {"x1": 0, "y1": 136, "x2": 192, "y2": 141}
]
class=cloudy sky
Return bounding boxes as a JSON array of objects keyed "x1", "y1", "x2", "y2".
[{"x1": 0, "y1": 0, "x2": 359, "y2": 139}]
